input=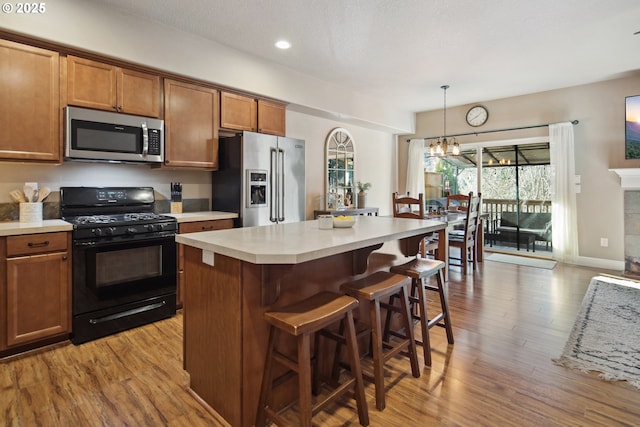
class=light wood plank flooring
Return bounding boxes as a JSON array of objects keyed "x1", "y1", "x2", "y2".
[{"x1": 2, "y1": 260, "x2": 639, "y2": 426}]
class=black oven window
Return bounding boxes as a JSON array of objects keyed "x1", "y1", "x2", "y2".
[{"x1": 95, "y1": 246, "x2": 162, "y2": 287}]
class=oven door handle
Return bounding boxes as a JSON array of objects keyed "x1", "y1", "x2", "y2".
[{"x1": 88, "y1": 300, "x2": 167, "y2": 325}]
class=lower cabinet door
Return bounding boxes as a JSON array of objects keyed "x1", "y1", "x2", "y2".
[{"x1": 6, "y1": 252, "x2": 70, "y2": 347}]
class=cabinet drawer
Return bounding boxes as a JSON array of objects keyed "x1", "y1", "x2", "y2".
[
  {"x1": 7, "y1": 232, "x2": 68, "y2": 257},
  {"x1": 179, "y1": 219, "x2": 233, "y2": 234}
]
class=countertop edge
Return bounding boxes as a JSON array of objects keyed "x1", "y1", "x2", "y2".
[
  {"x1": 167, "y1": 211, "x2": 238, "y2": 223},
  {"x1": 0, "y1": 220, "x2": 74, "y2": 236},
  {"x1": 175, "y1": 218, "x2": 446, "y2": 265}
]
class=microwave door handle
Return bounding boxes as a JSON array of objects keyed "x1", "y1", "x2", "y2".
[
  {"x1": 278, "y1": 148, "x2": 285, "y2": 222},
  {"x1": 270, "y1": 148, "x2": 278, "y2": 223},
  {"x1": 141, "y1": 122, "x2": 149, "y2": 157}
]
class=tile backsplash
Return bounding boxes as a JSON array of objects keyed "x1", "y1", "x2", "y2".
[
  {"x1": 0, "y1": 196, "x2": 210, "y2": 222},
  {"x1": 0, "y1": 161, "x2": 213, "y2": 222}
]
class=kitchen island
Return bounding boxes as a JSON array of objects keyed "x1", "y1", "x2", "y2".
[{"x1": 175, "y1": 216, "x2": 446, "y2": 427}]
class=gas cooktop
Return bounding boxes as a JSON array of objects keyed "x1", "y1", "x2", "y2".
[{"x1": 68, "y1": 212, "x2": 174, "y2": 226}]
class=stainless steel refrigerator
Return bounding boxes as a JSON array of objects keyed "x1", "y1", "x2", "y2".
[{"x1": 212, "y1": 131, "x2": 305, "y2": 227}]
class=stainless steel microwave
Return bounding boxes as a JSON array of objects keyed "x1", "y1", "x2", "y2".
[{"x1": 65, "y1": 106, "x2": 164, "y2": 164}]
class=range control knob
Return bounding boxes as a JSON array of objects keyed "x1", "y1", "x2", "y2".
[
  {"x1": 93, "y1": 228, "x2": 103, "y2": 236},
  {"x1": 127, "y1": 227, "x2": 137, "y2": 235},
  {"x1": 155, "y1": 223, "x2": 165, "y2": 232},
  {"x1": 105, "y1": 227, "x2": 116, "y2": 236}
]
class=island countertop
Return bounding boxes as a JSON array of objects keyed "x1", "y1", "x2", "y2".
[{"x1": 175, "y1": 216, "x2": 445, "y2": 264}]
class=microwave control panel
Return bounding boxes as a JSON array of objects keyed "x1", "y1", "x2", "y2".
[{"x1": 148, "y1": 129, "x2": 161, "y2": 155}]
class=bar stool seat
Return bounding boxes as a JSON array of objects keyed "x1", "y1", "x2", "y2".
[
  {"x1": 335, "y1": 271, "x2": 420, "y2": 411},
  {"x1": 388, "y1": 258, "x2": 453, "y2": 367},
  {"x1": 256, "y1": 291, "x2": 369, "y2": 427}
]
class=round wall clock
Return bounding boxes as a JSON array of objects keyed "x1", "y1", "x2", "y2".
[{"x1": 466, "y1": 105, "x2": 488, "y2": 127}]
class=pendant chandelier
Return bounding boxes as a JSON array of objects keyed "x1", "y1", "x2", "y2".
[{"x1": 429, "y1": 85, "x2": 460, "y2": 157}]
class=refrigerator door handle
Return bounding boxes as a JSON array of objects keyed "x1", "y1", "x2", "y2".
[
  {"x1": 278, "y1": 148, "x2": 285, "y2": 222},
  {"x1": 270, "y1": 148, "x2": 278, "y2": 222}
]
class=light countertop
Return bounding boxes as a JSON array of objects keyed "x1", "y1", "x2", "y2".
[
  {"x1": 0, "y1": 220, "x2": 73, "y2": 236},
  {"x1": 0, "y1": 211, "x2": 238, "y2": 236},
  {"x1": 167, "y1": 211, "x2": 238, "y2": 223},
  {"x1": 175, "y1": 216, "x2": 445, "y2": 265}
]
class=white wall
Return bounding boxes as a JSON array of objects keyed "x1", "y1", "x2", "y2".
[
  {"x1": 399, "y1": 73, "x2": 640, "y2": 268},
  {"x1": 0, "y1": 0, "x2": 399, "y2": 217},
  {"x1": 0, "y1": 0, "x2": 412, "y2": 133},
  {"x1": 286, "y1": 110, "x2": 397, "y2": 218}
]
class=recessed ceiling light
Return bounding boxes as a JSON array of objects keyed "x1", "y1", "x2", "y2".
[{"x1": 275, "y1": 40, "x2": 291, "y2": 49}]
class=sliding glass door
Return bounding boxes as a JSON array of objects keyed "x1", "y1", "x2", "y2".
[
  {"x1": 482, "y1": 143, "x2": 552, "y2": 254},
  {"x1": 423, "y1": 141, "x2": 553, "y2": 255}
]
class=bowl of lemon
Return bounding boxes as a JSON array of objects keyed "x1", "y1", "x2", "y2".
[{"x1": 333, "y1": 215, "x2": 355, "y2": 228}]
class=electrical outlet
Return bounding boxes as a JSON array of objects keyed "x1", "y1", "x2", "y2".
[
  {"x1": 600, "y1": 238, "x2": 609, "y2": 247},
  {"x1": 202, "y1": 250, "x2": 215, "y2": 266}
]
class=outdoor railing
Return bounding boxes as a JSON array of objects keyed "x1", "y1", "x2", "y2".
[{"x1": 482, "y1": 198, "x2": 551, "y2": 234}]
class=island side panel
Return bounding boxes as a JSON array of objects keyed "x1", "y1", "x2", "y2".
[{"x1": 183, "y1": 246, "x2": 243, "y2": 427}]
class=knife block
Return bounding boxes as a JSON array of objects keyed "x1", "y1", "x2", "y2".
[{"x1": 170, "y1": 202, "x2": 183, "y2": 214}]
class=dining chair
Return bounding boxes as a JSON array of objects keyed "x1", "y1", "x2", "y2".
[
  {"x1": 446, "y1": 193, "x2": 472, "y2": 212},
  {"x1": 449, "y1": 193, "x2": 481, "y2": 274},
  {"x1": 388, "y1": 191, "x2": 453, "y2": 366},
  {"x1": 392, "y1": 192, "x2": 437, "y2": 257}
]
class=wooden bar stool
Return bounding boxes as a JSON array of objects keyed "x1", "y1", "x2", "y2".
[
  {"x1": 255, "y1": 291, "x2": 369, "y2": 427},
  {"x1": 335, "y1": 271, "x2": 420, "y2": 411},
  {"x1": 387, "y1": 259, "x2": 453, "y2": 366}
]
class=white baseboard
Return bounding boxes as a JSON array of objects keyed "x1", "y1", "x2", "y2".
[{"x1": 569, "y1": 256, "x2": 624, "y2": 272}]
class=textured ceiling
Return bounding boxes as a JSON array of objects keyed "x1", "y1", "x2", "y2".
[{"x1": 95, "y1": 0, "x2": 640, "y2": 113}]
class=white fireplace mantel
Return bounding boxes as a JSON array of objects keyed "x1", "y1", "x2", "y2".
[{"x1": 610, "y1": 169, "x2": 640, "y2": 190}]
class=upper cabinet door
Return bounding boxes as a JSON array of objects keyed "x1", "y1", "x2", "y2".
[
  {"x1": 0, "y1": 39, "x2": 60, "y2": 162},
  {"x1": 164, "y1": 79, "x2": 219, "y2": 169},
  {"x1": 220, "y1": 91, "x2": 257, "y2": 132},
  {"x1": 257, "y1": 99, "x2": 286, "y2": 136},
  {"x1": 67, "y1": 55, "x2": 117, "y2": 112},
  {"x1": 67, "y1": 55, "x2": 161, "y2": 118},
  {"x1": 117, "y1": 68, "x2": 161, "y2": 117}
]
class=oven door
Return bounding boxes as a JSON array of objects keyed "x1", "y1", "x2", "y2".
[{"x1": 73, "y1": 235, "x2": 176, "y2": 315}]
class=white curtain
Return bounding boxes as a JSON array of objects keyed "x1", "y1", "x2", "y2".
[
  {"x1": 406, "y1": 139, "x2": 425, "y2": 198},
  {"x1": 549, "y1": 122, "x2": 579, "y2": 263}
]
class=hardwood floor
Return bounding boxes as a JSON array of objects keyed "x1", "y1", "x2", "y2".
[{"x1": 2, "y1": 259, "x2": 639, "y2": 426}]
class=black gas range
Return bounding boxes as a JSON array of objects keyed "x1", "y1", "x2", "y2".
[{"x1": 61, "y1": 187, "x2": 177, "y2": 344}]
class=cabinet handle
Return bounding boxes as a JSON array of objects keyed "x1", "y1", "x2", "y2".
[
  {"x1": 201, "y1": 226, "x2": 214, "y2": 231},
  {"x1": 62, "y1": 255, "x2": 68, "y2": 261},
  {"x1": 113, "y1": 105, "x2": 118, "y2": 111},
  {"x1": 27, "y1": 240, "x2": 49, "y2": 248}
]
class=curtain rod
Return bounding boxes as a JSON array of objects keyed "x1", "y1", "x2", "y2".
[{"x1": 406, "y1": 119, "x2": 579, "y2": 142}]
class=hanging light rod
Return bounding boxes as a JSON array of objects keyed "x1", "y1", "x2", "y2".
[
  {"x1": 429, "y1": 85, "x2": 460, "y2": 156},
  {"x1": 406, "y1": 119, "x2": 579, "y2": 142}
]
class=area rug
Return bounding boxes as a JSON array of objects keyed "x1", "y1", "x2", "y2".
[
  {"x1": 485, "y1": 253, "x2": 557, "y2": 269},
  {"x1": 553, "y1": 275, "x2": 640, "y2": 389}
]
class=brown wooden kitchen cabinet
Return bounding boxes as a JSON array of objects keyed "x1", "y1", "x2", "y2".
[
  {"x1": 176, "y1": 219, "x2": 234, "y2": 307},
  {"x1": 257, "y1": 99, "x2": 286, "y2": 136},
  {"x1": 67, "y1": 55, "x2": 161, "y2": 118},
  {"x1": 220, "y1": 91, "x2": 258, "y2": 132},
  {"x1": 0, "y1": 39, "x2": 61, "y2": 162},
  {"x1": 220, "y1": 93, "x2": 286, "y2": 136},
  {"x1": 164, "y1": 79, "x2": 219, "y2": 169},
  {"x1": 1, "y1": 232, "x2": 72, "y2": 353}
]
